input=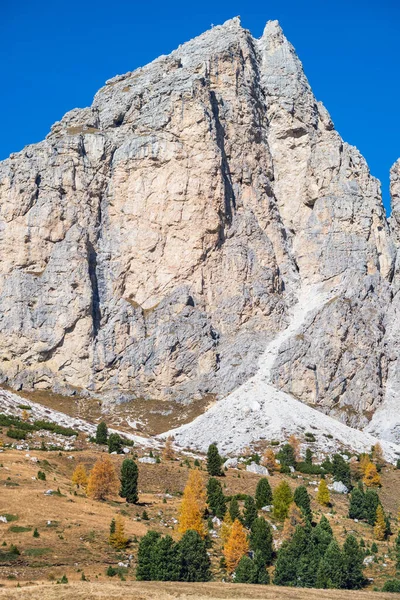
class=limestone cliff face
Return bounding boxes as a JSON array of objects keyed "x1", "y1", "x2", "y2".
[{"x1": 0, "y1": 18, "x2": 399, "y2": 438}]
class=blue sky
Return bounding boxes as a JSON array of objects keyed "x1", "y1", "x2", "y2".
[{"x1": 2, "y1": 0, "x2": 399, "y2": 212}]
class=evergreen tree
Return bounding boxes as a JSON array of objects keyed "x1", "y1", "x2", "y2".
[
  {"x1": 206, "y1": 477, "x2": 226, "y2": 519},
  {"x1": 108, "y1": 432, "x2": 122, "y2": 454},
  {"x1": 274, "y1": 525, "x2": 308, "y2": 586},
  {"x1": 243, "y1": 495, "x2": 258, "y2": 528},
  {"x1": 95, "y1": 421, "x2": 108, "y2": 445},
  {"x1": 316, "y1": 478, "x2": 330, "y2": 506},
  {"x1": 349, "y1": 486, "x2": 365, "y2": 519},
  {"x1": 364, "y1": 489, "x2": 380, "y2": 525},
  {"x1": 153, "y1": 535, "x2": 180, "y2": 581},
  {"x1": 255, "y1": 477, "x2": 273, "y2": 509},
  {"x1": 318, "y1": 515, "x2": 333, "y2": 536},
  {"x1": 316, "y1": 539, "x2": 344, "y2": 589},
  {"x1": 273, "y1": 480, "x2": 293, "y2": 520},
  {"x1": 293, "y1": 485, "x2": 312, "y2": 521},
  {"x1": 332, "y1": 454, "x2": 351, "y2": 489},
  {"x1": 235, "y1": 550, "x2": 270, "y2": 584},
  {"x1": 277, "y1": 444, "x2": 296, "y2": 469},
  {"x1": 312, "y1": 521, "x2": 333, "y2": 559},
  {"x1": 177, "y1": 530, "x2": 211, "y2": 582},
  {"x1": 342, "y1": 535, "x2": 364, "y2": 590},
  {"x1": 249, "y1": 517, "x2": 273, "y2": 565},
  {"x1": 119, "y1": 458, "x2": 138, "y2": 504},
  {"x1": 136, "y1": 531, "x2": 161, "y2": 580},
  {"x1": 206, "y1": 443, "x2": 223, "y2": 476},
  {"x1": 109, "y1": 518, "x2": 116, "y2": 535},
  {"x1": 229, "y1": 497, "x2": 241, "y2": 523},
  {"x1": 296, "y1": 523, "x2": 324, "y2": 588},
  {"x1": 305, "y1": 448, "x2": 313, "y2": 465},
  {"x1": 382, "y1": 579, "x2": 400, "y2": 593}
]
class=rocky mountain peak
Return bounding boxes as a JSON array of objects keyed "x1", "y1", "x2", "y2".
[{"x1": 0, "y1": 19, "x2": 399, "y2": 450}]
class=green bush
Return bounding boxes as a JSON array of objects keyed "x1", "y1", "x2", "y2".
[
  {"x1": 382, "y1": 579, "x2": 400, "y2": 592},
  {"x1": 7, "y1": 429, "x2": 26, "y2": 440}
]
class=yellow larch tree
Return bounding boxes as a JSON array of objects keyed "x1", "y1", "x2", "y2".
[
  {"x1": 223, "y1": 519, "x2": 249, "y2": 573},
  {"x1": 72, "y1": 463, "x2": 88, "y2": 489},
  {"x1": 372, "y1": 443, "x2": 385, "y2": 468},
  {"x1": 109, "y1": 515, "x2": 129, "y2": 549},
  {"x1": 288, "y1": 434, "x2": 301, "y2": 462},
  {"x1": 374, "y1": 505, "x2": 386, "y2": 541},
  {"x1": 87, "y1": 456, "x2": 118, "y2": 501},
  {"x1": 21, "y1": 409, "x2": 30, "y2": 422},
  {"x1": 363, "y1": 462, "x2": 381, "y2": 487},
  {"x1": 220, "y1": 512, "x2": 233, "y2": 545},
  {"x1": 178, "y1": 469, "x2": 207, "y2": 538},
  {"x1": 359, "y1": 453, "x2": 371, "y2": 475},
  {"x1": 282, "y1": 502, "x2": 305, "y2": 541},
  {"x1": 262, "y1": 448, "x2": 280, "y2": 473},
  {"x1": 162, "y1": 436, "x2": 175, "y2": 461},
  {"x1": 316, "y1": 478, "x2": 330, "y2": 506}
]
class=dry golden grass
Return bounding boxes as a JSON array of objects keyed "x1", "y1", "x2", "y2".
[
  {"x1": 0, "y1": 442, "x2": 400, "y2": 591},
  {"x1": 0, "y1": 581, "x2": 398, "y2": 600}
]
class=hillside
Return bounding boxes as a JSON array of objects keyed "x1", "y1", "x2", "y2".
[{"x1": 1, "y1": 401, "x2": 400, "y2": 594}]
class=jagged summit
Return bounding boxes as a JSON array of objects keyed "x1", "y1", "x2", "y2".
[{"x1": 0, "y1": 19, "x2": 399, "y2": 455}]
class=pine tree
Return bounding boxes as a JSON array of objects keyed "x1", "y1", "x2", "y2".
[
  {"x1": 277, "y1": 444, "x2": 296, "y2": 469},
  {"x1": 374, "y1": 504, "x2": 387, "y2": 541},
  {"x1": 178, "y1": 472, "x2": 207, "y2": 538},
  {"x1": 109, "y1": 515, "x2": 128, "y2": 549},
  {"x1": 207, "y1": 477, "x2": 226, "y2": 519},
  {"x1": 262, "y1": 448, "x2": 280, "y2": 473},
  {"x1": 363, "y1": 462, "x2": 381, "y2": 487},
  {"x1": 364, "y1": 489, "x2": 380, "y2": 525},
  {"x1": 349, "y1": 486, "x2": 365, "y2": 519},
  {"x1": 273, "y1": 480, "x2": 293, "y2": 520},
  {"x1": 332, "y1": 454, "x2": 351, "y2": 489},
  {"x1": 206, "y1": 443, "x2": 223, "y2": 476},
  {"x1": 318, "y1": 515, "x2": 333, "y2": 536},
  {"x1": 119, "y1": 458, "x2": 138, "y2": 504},
  {"x1": 235, "y1": 550, "x2": 270, "y2": 584},
  {"x1": 316, "y1": 539, "x2": 344, "y2": 589},
  {"x1": 108, "y1": 432, "x2": 123, "y2": 454},
  {"x1": 223, "y1": 519, "x2": 249, "y2": 573},
  {"x1": 109, "y1": 518, "x2": 116, "y2": 536},
  {"x1": 249, "y1": 517, "x2": 273, "y2": 565},
  {"x1": 342, "y1": 535, "x2": 364, "y2": 590},
  {"x1": 273, "y1": 525, "x2": 308, "y2": 586},
  {"x1": 87, "y1": 456, "x2": 118, "y2": 500},
  {"x1": 152, "y1": 535, "x2": 180, "y2": 581},
  {"x1": 71, "y1": 463, "x2": 88, "y2": 489},
  {"x1": 162, "y1": 437, "x2": 175, "y2": 461},
  {"x1": 316, "y1": 478, "x2": 330, "y2": 506},
  {"x1": 177, "y1": 530, "x2": 211, "y2": 582},
  {"x1": 305, "y1": 448, "x2": 313, "y2": 465},
  {"x1": 136, "y1": 531, "x2": 161, "y2": 580},
  {"x1": 243, "y1": 495, "x2": 258, "y2": 528},
  {"x1": 229, "y1": 497, "x2": 241, "y2": 523},
  {"x1": 255, "y1": 478, "x2": 273, "y2": 509},
  {"x1": 293, "y1": 485, "x2": 312, "y2": 521},
  {"x1": 95, "y1": 421, "x2": 108, "y2": 445},
  {"x1": 282, "y1": 502, "x2": 305, "y2": 541}
]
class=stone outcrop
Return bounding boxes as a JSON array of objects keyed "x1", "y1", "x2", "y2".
[{"x1": 0, "y1": 17, "x2": 399, "y2": 442}]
